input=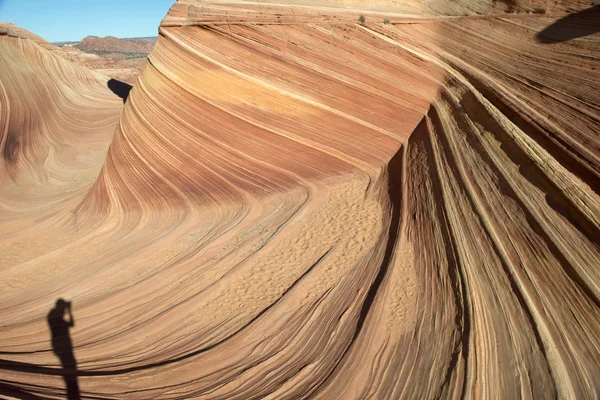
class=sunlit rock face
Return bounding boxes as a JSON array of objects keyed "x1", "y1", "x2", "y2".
[{"x1": 1, "y1": 1, "x2": 599, "y2": 399}]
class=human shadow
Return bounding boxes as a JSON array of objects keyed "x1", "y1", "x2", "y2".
[
  {"x1": 107, "y1": 79, "x2": 132, "y2": 103},
  {"x1": 536, "y1": 5, "x2": 600, "y2": 43},
  {"x1": 47, "y1": 299, "x2": 80, "y2": 400}
]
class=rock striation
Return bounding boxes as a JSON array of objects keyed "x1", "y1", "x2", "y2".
[{"x1": 1, "y1": 1, "x2": 599, "y2": 399}]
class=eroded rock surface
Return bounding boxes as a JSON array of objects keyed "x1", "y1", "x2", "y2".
[{"x1": 1, "y1": 1, "x2": 599, "y2": 398}]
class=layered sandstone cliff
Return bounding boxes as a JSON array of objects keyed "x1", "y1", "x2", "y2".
[{"x1": 1, "y1": 1, "x2": 599, "y2": 399}]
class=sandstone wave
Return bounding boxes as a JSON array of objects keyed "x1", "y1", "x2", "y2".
[{"x1": 1, "y1": 1, "x2": 599, "y2": 399}]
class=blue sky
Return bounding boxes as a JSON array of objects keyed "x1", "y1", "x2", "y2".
[{"x1": 0, "y1": 0, "x2": 173, "y2": 42}]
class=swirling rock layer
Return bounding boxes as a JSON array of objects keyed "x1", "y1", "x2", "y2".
[
  {"x1": 1, "y1": 2, "x2": 599, "y2": 399},
  {"x1": 0, "y1": 31, "x2": 123, "y2": 212}
]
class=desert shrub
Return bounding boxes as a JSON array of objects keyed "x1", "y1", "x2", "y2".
[
  {"x1": 384, "y1": 17, "x2": 390, "y2": 24},
  {"x1": 359, "y1": 14, "x2": 366, "y2": 24}
]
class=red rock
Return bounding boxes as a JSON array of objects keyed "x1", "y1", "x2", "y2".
[{"x1": 1, "y1": 2, "x2": 599, "y2": 398}]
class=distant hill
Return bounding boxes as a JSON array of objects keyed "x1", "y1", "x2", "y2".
[
  {"x1": 74, "y1": 35, "x2": 155, "y2": 53},
  {"x1": 1, "y1": 25, "x2": 154, "y2": 84},
  {"x1": 128, "y1": 36, "x2": 158, "y2": 44},
  {"x1": 53, "y1": 35, "x2": 158, "y2": 83},
  {"x1": 52, "y1": 36, "x2": 157, "y2": 47}
]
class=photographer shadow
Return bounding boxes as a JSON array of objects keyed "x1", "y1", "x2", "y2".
[{"x1": 47, "y1": 299, "x2": 80, "y2": 400}]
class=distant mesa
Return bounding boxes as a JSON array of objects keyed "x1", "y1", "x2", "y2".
[{"x1": 74, "y1": 35, "x2": 155, "y2": 53}]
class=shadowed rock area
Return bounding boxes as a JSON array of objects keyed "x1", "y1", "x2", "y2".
[
  {"x1": 536, "y1": 5, "x2": 600, "y2": 43},
  {"x1": 1, "y1": 0, "x2": 599, "y2": 398},
  {"x1": 107, "y1": 79, "x2": 132, "y2": 103}
]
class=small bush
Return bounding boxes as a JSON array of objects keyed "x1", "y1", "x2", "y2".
[
  {"x1": 383, "y1": 17, "x2": 390, "y2": 24},
  {"x1": 359, "y1": 14, "x2": 366, "y2": 24}
]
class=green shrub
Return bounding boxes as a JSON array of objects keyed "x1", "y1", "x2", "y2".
[
  {"x1": 359, "y1": 14, "x2": 366, "y2": 24},
  {"x1": 383, "y1": 17, "x2": 390, "y2": 24}
]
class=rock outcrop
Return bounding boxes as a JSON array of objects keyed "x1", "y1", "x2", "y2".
[{"x1": 1, "y1": 1, "x2": 599, "y2": 399}]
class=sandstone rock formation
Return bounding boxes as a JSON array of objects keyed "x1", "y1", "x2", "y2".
[
  {"x1": 0, "y1": 22, "x2": 93, "y2": 63},
  {"x1": 0, "y1": 22, "x2": 148, "y2": 84},
  {"x1": 1, "y1": 1, "x2": 599, "y2": 399}
]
